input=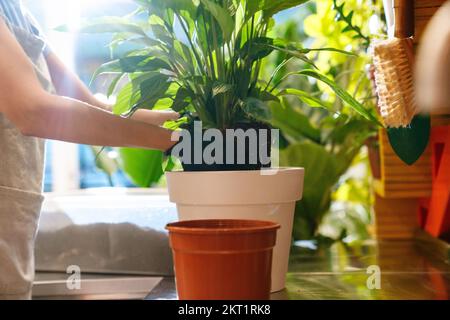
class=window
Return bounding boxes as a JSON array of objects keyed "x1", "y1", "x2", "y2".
[{"x1": 24, "y1": 0, "x2": 138, "y2": 191}]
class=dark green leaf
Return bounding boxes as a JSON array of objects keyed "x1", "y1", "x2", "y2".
[
  {"x1": 171, "y1": 87, "x2": 192, "y2": 112},
  {"x1": 258, "y1": 90, "x2": 280, "y2": 102},
  {"x1": 347, "y1": 11, "x2": 354, "y2": 23},
  {"x1": 342, "y1": 25, "x2": 352, "y2": 33},
  {"x1": 240, "y1": 37, "x2": 277, "y2": 61},
  {"x1": 387, "y1": 114, "x2": 431, "y2": 165},
  {"x1": 270, "y1": 101, "x2": 321, "y2": 143},
  {"x1": 137, "y1": 73, "x2": 171, "y2": 109},
  {"x1": 92, "y1": 56, "x2": 170, "y2": 83},
  {"x1": 243, "y1": 98, "x2": 271, "y2": 122}
]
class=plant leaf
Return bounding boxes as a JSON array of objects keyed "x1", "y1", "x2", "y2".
[
  {"x1": 243, "y1": 97, "x2": 271, "y2": 122},
  {"x1": 303, "y1": 47, "x2": 357, "y2": 56},
  {"x1": 212, "y1": 82, "x2": 233, "y2": 97},
  {"x1": 91, "y1": 56, "x2": 170, "y2": 83},
  {"x1": 200, "y1": 0, "x2": 235, "y2": 40},
  {"x1": 171, "y1": 87, "x2": 192, "y2": 112},
  {"x1": 113, "y1": 81, "x2": 134, "y2": 115},
  {"x1": 270, "y1": 101, "x2": 321, "y2": 143},
  {"x1": 240, "y1": 37, "x2": 277, "y2": 61},
  {"x1": 106, "y1": 73, "x2": 125, "y2": 98},
  {"x1": 243, "y1": 37, "x2": 318, "y2": 67},
  {"x1": 262, "y1": 0, "x2": 310, "y2": 17},
  {"x1": 278, "y1": 88, "x2": 333, "y2": 110},
  {"x1": 387, "y1": 114, "x2": 431, "y2": 165},
  {"x1": 137, "y1": 73, "x2": 171, "y2": 109},
  {"x1": 280, "y1": 141, "x2": 339, "y2": 240},
  {"x1": 296, "y1": 70, "x2": 383, "y2": 126},
  {"x1": 119, "y1": 148, "x2": 164, "y2": 187}
]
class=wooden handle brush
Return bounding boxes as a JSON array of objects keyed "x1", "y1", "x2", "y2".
[{"x1": 373, "y1": 0, "x2": 417, "y2": 128}]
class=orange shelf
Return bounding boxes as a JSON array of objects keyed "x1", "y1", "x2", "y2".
[
  {"x1": 424, "y1": 126, "x2": 450, "y2": 237},
  {"x1": 374, "y1": 128, "x2": 432, "y2": 199}
]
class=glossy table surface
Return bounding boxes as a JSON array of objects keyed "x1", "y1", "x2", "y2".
[{"x1": 146, "y1": 239, "x2": 450, "y2": 300}]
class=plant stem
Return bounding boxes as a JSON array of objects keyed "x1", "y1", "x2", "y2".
[{"x1": 175, "y1": 12, "x2": 204, "y2": 75}]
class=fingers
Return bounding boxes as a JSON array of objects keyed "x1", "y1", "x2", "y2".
[{"x1": 131, "y1": 109, "x2": 180, "y2": 126}]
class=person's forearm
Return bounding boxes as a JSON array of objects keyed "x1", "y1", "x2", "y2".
[
  {"x1": 23, "y1": 93, "x2": 176, "y2": 151},
  {"x1": 45, "y1": 53, "x2": 183, "y2": 123}
]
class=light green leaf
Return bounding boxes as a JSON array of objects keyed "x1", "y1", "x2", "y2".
[
  {"x1": 212, "y1": 82, "x2": 233, "y2": 97},
  {"x1": 302, "y1": 47, "x2": 357, "y2": 56},
  {"x1": 113, "y1": 81, "x2": 135, "y2": 115},
  {"x1": 262, "y1": 0, "x2": 310, "y2": 17},
  {"x1": 296, "y1": 70, "x2": 383, "y2": 125},
  {"x1": 278, "y1": 88, "x2": 333, "y2": 110},
  {"x1": 107, "y1": 73, "x2": 125, "y2": 98},
  {"x1": 119, "y1": 148, "x2": 164, "y2": 187},
  {"x1": 200, "y1": 0, "x2": 235, "y2": 40}
]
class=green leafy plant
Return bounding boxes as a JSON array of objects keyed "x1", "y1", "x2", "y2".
[
  {"x1": 268, "y1": 0, "x2": 385, "y2": 240},
  {"x1": 332, "y1": 0, "x2": 371, "y2": 49},
  {"x1": 78, "y1": 0, "x2": 379, "y2": 132}
]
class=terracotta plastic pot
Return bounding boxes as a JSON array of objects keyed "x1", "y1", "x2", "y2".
[
  {"x1": 166, "y1": 219, "x2": 280, "y2": 300},
  {"x1": 166, "y1": 168, "x2": 304, "y2": 292}
]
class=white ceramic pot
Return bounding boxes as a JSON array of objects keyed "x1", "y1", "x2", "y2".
[{"x1": 166, "y1": 168, "x2": 304, "y2": 292}]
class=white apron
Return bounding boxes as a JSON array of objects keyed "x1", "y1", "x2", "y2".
[{"x1": 0, "y1": 20, "x2": 54, "y2": 299}]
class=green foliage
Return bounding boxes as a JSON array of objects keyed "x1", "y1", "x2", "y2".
[
  {"x1": 280, "y1": 141, "x2": 340, "y2": 239},
  {"x1": 277, "y1": 69, "x2": 381, "y2": 125},
  {"x1": 276, "y1": 105, "x2": 375, "y2": 239},
  {"x1": 118, "y1": 148, "x2": 164, "y2": 187},
  {"x1": 77, "y1": 0, "x2": 379, "y2": 132},
  {"x1": 332, "y1": 0, "x2": 371, "y2": 49},
  {"x1": 270, "y1": 0, "x2": 384, "y2": 240}
]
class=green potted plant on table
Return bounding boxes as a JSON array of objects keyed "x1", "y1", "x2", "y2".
[{"x1": 81, "y1": 0, "x2": 380, "y2": 292}]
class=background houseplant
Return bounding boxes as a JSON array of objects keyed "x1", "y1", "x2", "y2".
[{"x1": 266, "y1": 0, "x2": 385, "y2": 241}]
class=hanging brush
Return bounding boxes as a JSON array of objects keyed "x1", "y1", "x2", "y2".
[{"x1": 373, "y1": 0, "x2": 416, "y2": 128}]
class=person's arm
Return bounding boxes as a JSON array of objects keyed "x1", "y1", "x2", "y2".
[
  {"x1": 0, "y1": 18, "x2": 177, "y2": 151},
  {"x1": 45, "y1": 51, "x2": 179, "y2": 126}
]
